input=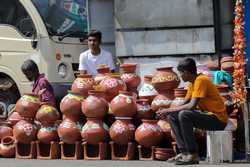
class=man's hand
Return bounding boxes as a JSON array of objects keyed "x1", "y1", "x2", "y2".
[
  {"x1": 156, "y1": 108, "x2": 178, "y2": 119},
  {"x1": 38, "y1": 88, "x2": 46, "y2": 97}
]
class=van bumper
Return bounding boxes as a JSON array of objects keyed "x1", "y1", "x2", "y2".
[{"x1": 50, "y1": 82, "x2": 71, "y2": 101}]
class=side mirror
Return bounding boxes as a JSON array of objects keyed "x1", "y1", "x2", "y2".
[{"x1": 31, "y1": 40, "x2": 38, "y2": 49}]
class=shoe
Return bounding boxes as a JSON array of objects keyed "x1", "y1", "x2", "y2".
[
  {"x1": 166, "y1": 153, "x2": 186, "y2": 163},
  {"x1": 175, "y1": 153, "x2": 199, "y2": 165}
]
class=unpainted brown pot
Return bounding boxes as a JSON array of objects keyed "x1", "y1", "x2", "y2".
[
  {"x1": 170, "y1": 88, "x2": 187, "y2": 108},
  {"x1": 37, "y1": 125, "x2": 59, "y2": 144},
  {"x1": 94, "y1": 66, "x2": 110, "y2": 84},
  {"x1": 81, "y1": 118, "x2": 109, "y2": 145},
  {"x1": 60, "y1": 91, "x2": 83, "y2": 122},
  {"x1": 220, "y1": 56, "x2": 234, "y2": 74},
  {"x1": 0, "y1": 136, "x2": 15, "y2": 158},
  {"x1": 109, "y1": 117, "x2": 135, "y2": 145},
  {"x1": 71, "y1": 74, "x2": 94, "y2": 98},
  {"x1": 138, "y1": 75, "x2": 158, "y2": 103},
  {"x1": 136, "y1": 99, "x2": 153, "y2": 119},
  {"x1": 135, "y1": 119, "x2": 164, "y2": 148},
  {"x1": 57, "y1": 118, "x2": 82, "y2": 144},
  {"x1": 15, "y1": 94, "x2": 40, "y2": 119},
  {"x1": 110, "y1": 91, "x2": 137, "y2": 117},
  {"x1": 7, "y1": 112, "x2": 22, "y2": 127},
  {"x1": 82, "y1": 90, "x2": 108, "y2": 118},
  {"x1": 0, "y1": 121, "x2": 13, "y2": 141},
  {"x1": 13, "y1": 119, "x2": 38, "y2": 144}
]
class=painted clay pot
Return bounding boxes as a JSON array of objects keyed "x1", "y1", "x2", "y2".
[
  {"x1": 57, "y1": 118, "x2": 82, "y2": 144},
  {"x1": 151, "y1": 67, "x2": 180, "y2": 92},
  {"x1": 109, "y1": 117, "x2": 135, "y2": 145},
  {"x1": 170, "y1": 88, "x2": 187, "y2": 108},
  {"x1": 15, "y1": 94, "x2": 40, "y2": 119},
  {"x1": 217, "y1": 84, "x2": 234, "y2": 115},
  {"x1": 13, "y1": 119, "x2": 38, "y2": 144},
  {"x1": 71, "y1": 74, "x2": 94, "y2": 98},
  {"x1": 139, "y1": 75, "x2": 158, "y2": 103},
  {"x1": 120, "y1": 63, "x2": 141, "y2": 93},
  {"x1": 60, "y1": 91, "x2": 83, "y2": 122},
  {"x1": 135, "y1": 119, "x2": 164, "y2": 148},
  {"x1": 7, "y1": 112, "x2": 22, "y2": 127},
  {"x1": 99, "y1": 73, "x2": 127, "y2": 102},
  {"x1": 81, "y1": 118, "x2": 109, "y2": 145},
  {"x1": 220, "y1": 56, "x2": 234, "y2": 74},
  {"x1": 37, "y1": 125, "x2": 59, "y2": 144},
  {"x1": 151, "y1": 93, "x2": 173, "y2": 111},
  {"x1": 136, "y1": 99, "x2": 153, "y2": 119},
  {"x1": 0, "y1": 122, "x2": 13, "y2": 140},
  {"x1": 110, "y1": 91, "x2": 137, "y2": 117},
  {"x1": 36, "y1": 102, "x2": 60, "y2": 126},
  {"x1": 157, "y1": 120, "x2": 171, "y2": 140},
  {"x1": 82, "y1": 90, "x2": 108, "y2": 118},
  {"x1": 94, "y1": 65, "x2": 110, "y2": 84},
  {"x1": 0, "y1": 136, "x2": 15, "y2": 158}
]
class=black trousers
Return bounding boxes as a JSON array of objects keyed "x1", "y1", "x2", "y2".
[{"x1": 168, "y1": 110, "x2": 227, "y2": 153}]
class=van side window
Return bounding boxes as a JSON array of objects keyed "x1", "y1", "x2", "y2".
[{"x1": 0, "y1": 0, "x2": 36, "y2": 38}]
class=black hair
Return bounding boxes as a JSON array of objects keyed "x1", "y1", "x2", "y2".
[
  {"x1": 177, "y1": 58, "x2": 197, "y2": 74},
  {"x1": 21, "y1": 59, "x2": 39, "y2": 73},
  {"x1": 88, "y1": 30, "x2": 102, "y2": 42}
]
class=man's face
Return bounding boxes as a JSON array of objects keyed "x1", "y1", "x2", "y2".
[
  {"x1": 23, "y1": 70, "x2": 35, "y2": 81},
  {"x1": 178, "y1": 70, "x2": 189, "y2": 82},
  {"x1": 88, "y1": 36, "x2": 100, "y2": 51}
]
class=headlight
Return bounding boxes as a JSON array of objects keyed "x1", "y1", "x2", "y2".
[{"x1": 58, "y1": 63, "x2": 67, "y2": 78}]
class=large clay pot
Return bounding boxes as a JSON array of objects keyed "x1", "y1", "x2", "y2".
[
  {"x1": 136, "y1": 99, "x2": 153, "y2": 119},
  {"x1": 151, "y1": 93, "x2": 173, "y2": 111},
  {"x1": 110, "y1": 91, "x2": 137, "y2": 117},
  {"x1": 170, "y1": 88, "x2": 187, "y2": 108},
  {"x1": 7, "y1": 112, "x2": 22, "y2": 127},
  {"x1": 36, "y1": 102, "x2": 60, "y2": 126},
  {"x1": 71, "y1": 74, "x2": 94, "y2": 98},
  {"x1": 37, "y1": 125, "x2": 59, "y2": 144},
  {"x1": 0, "y1": 122, "x2": 13, "y2": 141},
  {"x1": 220, "y1": 56, "x2": 234, "y2": 74},
  {"x1": 99, "y1": 73, "x2": 127, "y2": 102},
  {"x1": 15, "y1": 94, "x2": 40, "y2": 119},
  {"x1": 139, "y1": 75, "x2": 158, "y2": 103},
  {"x1": 0, "y1": 136, "x2": 15, "y2": 158},
  {"x1": 82, "y1": 90, "x2": 108, "y2": 118},
  {"x1": 217, "y1": 84, "x2": 234, "y2": 115},
  {"x1": 57, "y1": 118, "x2": 82, "y2": 144},
  {"x1": 135, "y1": 119, "x2": 164, "y2": 148},
  {"x1": 109, "y1": 117, "x2": 135, "y2": 145},
  {"x1": 13, "y1": 119, "x2": 38, "y2": 144},
  {"x1": 94, "y1": 65, "x2": 110, "y2": 84},
  {"x1": 157, "y1": 120, "x2": 172, "y2": 140},
  {"x1": 151, "y1": 67, "x2": 180, "y2": 92},
  {"x1": 120, "y1": 63, "x2": 141, "y2": 93},
  {"x1": 60, "y1": 91, "x2": 83, "y2": 122},
  {"x1": 81, "y1": 118, "x2": 109, "y2": 145}
]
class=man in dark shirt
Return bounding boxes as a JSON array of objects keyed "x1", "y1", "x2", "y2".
[{"x1": 21, "y1": 59, "x2": 56, "y2": 106}]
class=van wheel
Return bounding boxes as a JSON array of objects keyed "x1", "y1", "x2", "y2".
[{"x1": 0, "y1": 90, "x2": 18, "y2": 118}]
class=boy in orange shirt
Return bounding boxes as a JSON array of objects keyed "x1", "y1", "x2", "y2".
[{"x1": 156, "y1": 58, "x2": 228, "y2": 165}]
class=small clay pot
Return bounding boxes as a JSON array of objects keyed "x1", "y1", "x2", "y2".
[
  {"x1": 37, "y1": 125, "x2": 59, "y2": 144},
  {"x1": 0, "y1": 121, "x2": 13, "y2": 141},
  {"x1": 94, "y1": 66, "x2": 110, "y2": 84},
  {"x1": 139, "y1": 75, "x2": 158, "y2": 103},
  {"x1": 0, "y1": 136, "x2": 15, "y2": 158},
  {"x1": 155, "y1": 148, "x2": 175, "y2": 161},
  {"x1": 120, "y1": 63, "x2": 137, "y2": 73},
  {"x1": 220, "y1": 56, "x2": 234, "y2": 74},
  {"x1": 71, "y1": 74, "x2": 94, "y2": 98}
]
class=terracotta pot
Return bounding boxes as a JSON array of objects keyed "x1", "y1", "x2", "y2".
[
  {"x1": 36, "y1": 102, "x2": 60, "y2": 126},
  {"x1": 7, "y1": 112, "x2": 22, "y2": 127},
  {"x1": 71, "y1": 74, "x2": 94, "y2": 98},
  {"x1": 0, "y1": 121, "x2": 13, "y2": 141},
  {"x1": 94, "y1": 66, "x2": 110, "y2": 84},
  {"x1": 135, "y1": 119, "x2": 164, "y2": 148},
  {"x1": 157, "y1": 120, "x2": 171, "y2": 140},
  {"x1": 60, "y1": 91, "x2": 83, "y2": 122},
  {"x1": 170, "y1": 88, "x2": 187, "y2": 108},
  {"x1": 0, "y1": 136, "x2": 15, "y2": 158},
  {"x1": 57, "y1": 118, "x2": 82, "y2": 144},
  {"x1": 81, "y1": 118, "x2": 109, "y2": 145},
  {"x1": 206, "y1": 59, "x2": 219, "y2": 71},
  {"x1": 13, "y1": 119, "x2": 38, "y2": 144},
  {"x1": 110, "y1": 91, "x2": 137, "y2": 117},
  {"x1": 217, "y1": 84, "x2": 234, "y2": 115},
  {"x1": 15, "y1": 94, "x2": 40, "y2": 119},
  {"x1": 220, "y1": 56, "x2": 234, "y2": 74},
  {"x1": 151, "y1": 93, "x2": 173, "y2": 111},
  {"x1": 136, "y1": 99, "x2": 153, "y2": 119},
  {"x1": 82, "y1": 90, "x2": 108, "y2": 118},
  {"x1": 154, "y1": 148, "x2": 175, "y2": 161},
  {"x1": 99, "y1": 73, "x2": 127, "y2": 102},
  {"x1": 152, "y1": 67, "x2": 180, "y2": 92},
  {"x1": 37, "y1": 125, "x2": 59, "y2": 144},
  {"x1": 120, "y1": 63, "x2": 137, "y2": 73},
  {"x1": 139, "y1": 75, "x2": 158, "y2": 103},
  {"x1": 109, "y1": 117, "x2": 135, "y2": 145}
]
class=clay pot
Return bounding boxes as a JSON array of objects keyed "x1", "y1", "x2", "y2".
[
  {"x1": 135, "y1": 119, "x2": 164, "y2": 148},
  {"x1": 136, "y1": 99, "x2": 153, "y2": 119},
  {"x1": 151, "y1": 93, "x2": 173, "y2": 111},
  {"x1": 82, "y1": 90, "x2": 108, "y2": 118},
  {"x1": 13, "y1": 119, "x2": 38, "y2": 144},
  {"x1": 154, "y1": 148, "x2": 175, "y2": 161},
  {"x1": 207, "y1": 59, "x2": 219, "y2": 71},
  {"x1": 157, "y1": 120, "x2": 171, "y2": 140},
  {"x1": 139, "y1": 75, "x2": 158, "y2": 103},
  {"x1": 57, "y1": 118, "x2": 82, "y2": 144},
  {"x1": 99, "y1": 73, "x2": 127, "y2": 102},
  {"x1": 109, "y1": 117, "x2": 135, "y2": 145},
  {"x1": 71, "y1": 74, "x2": 94, "y2": 98},
  {"x1": 0, "y1": 136, "x2": 15, "y2": 158},
  {"x1": 94, "y1": 66, "x2": 110, "y2": 84},
  {"x1": 37, "y1": 125, "x2": 59, "y2": 144},
  {"x1": 15, "y1": 94, "x2": 40, "y2": 119},
  {"x1": 0, "y1": 121, "x2": 13, "y2": 141},
  {"x1": 81, "y1": 118, "x2": 109, "y2": 145},
  {"x1": 220, "y1": 56, "x2": 234, "y2": 74},
  {"x1": 120, "y1": 63, "x2": 141, "y2": 93},
  {"x1": 7, "y1": 112, "x2": 22, "y2": 127},
  {"x1": 110, "y1": 91, "x2": 137, "y2": 117},
  {"x1": 151, "y1": 67, "x2": 180, "y2": 92},
  {"x1": 60, "y1": 91, "x2": 83, "y2": 122},
  {"x1": 170, "y1": 88, "x2": 187, "y2": 108},
  {"x1": 36, "y1": 102, "x2": 60, "y2": 126},
  {"x1": 217, "y1": 84, "x2": 234, "y2": 115}
]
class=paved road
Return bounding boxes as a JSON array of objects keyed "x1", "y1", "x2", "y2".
[{"x1": 0, "y1": 159, "x2": 249, "y2": 167}]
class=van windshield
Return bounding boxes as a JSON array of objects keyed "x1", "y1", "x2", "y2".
[{"x1": 32, "y1": 0, "x2": 88, "y2": 37}]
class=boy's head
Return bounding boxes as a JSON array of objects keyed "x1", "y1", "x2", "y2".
[
  {"x1": 177, "y1": 58, "x2": 197, "y2": 82},
  {"x1": 87, "y1": 30, "x2": 102, "y2": 51},
  {"x1": 21, "y1": 59, "x2": 39, "y2": 81}
]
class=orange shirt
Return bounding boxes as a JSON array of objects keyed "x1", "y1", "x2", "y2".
[{"x1": 185, "y1": 74, "x2": 228, "y2": 123}]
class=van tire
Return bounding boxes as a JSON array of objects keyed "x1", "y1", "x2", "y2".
[{"x1": 0, "y1": 90, "x2": 19, "y2": 118}]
